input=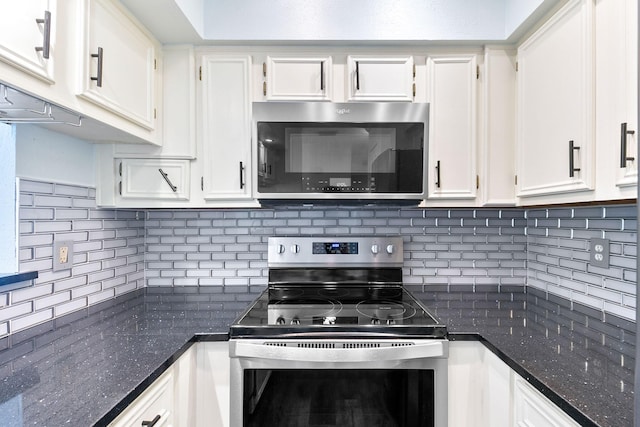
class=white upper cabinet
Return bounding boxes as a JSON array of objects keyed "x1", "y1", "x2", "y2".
[
  {"x1": 77, "y1": 0, "x2": 158, "y2": 131},
  {"x1": 347, "y1": 55, "x2": 415, "y2": 101},
  {"x1": 594, "y1": 0, "x2": 637, "y2": 200},
  {"x1": 119, "y1": 158, "x2": 191, "y2": 201},
  {"x1": 200, "y1": 55, "x2": 253, "y2": 201},
  {"x1": 425, "y1": 53, "x2": 478, "y2": 201},
  {"x1": 516, "y1": 0, "x2": 595, "y2": 202},
  {"x1": 0, "y1": 1, "x2": 56, "y2": 84},
  {"x1": 263, "y1": 56, "x2": 332, "y2": 101}
]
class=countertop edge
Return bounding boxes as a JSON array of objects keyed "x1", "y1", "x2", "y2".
[
  {"x1": 0, "y1": 271, "x2": 38, "y2": 287},
  {"x1": 448, "y1": 332, "x2": 599, "y2": 427}
]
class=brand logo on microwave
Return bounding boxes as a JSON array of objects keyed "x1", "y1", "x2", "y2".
[{"x1": 336, "y1": 108, "x2": 351, "y2": 115}]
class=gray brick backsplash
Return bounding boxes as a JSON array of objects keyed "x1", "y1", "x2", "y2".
[{"x1": 0, "y1": 179, "x2": 637, "y2": 338}]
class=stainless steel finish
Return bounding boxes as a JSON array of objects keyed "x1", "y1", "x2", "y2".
[
  {"x1": 267, "y1": 236, "x2": 404, "y2": 268},
  {"x1": 252, "y1": 101, "x2": 429, "y2": 200}
]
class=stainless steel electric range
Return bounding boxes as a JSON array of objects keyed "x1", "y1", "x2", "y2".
[{"x1": 229, "y1": 236, "x2": 449, "y2": 427}]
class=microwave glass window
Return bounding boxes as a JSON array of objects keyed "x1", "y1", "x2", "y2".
[{"x1": 257, "y1": 122, "x2": 424, "y2": 194}]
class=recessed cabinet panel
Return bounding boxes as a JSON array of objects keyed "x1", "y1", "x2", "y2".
[
  {"x1": 0, "y1": 0, "x2": 56, "y2": 83},
  {"x1": 516, "y1": 0, "x2": 595, "y2": 200},
  {"x1": 200, "y1": 55, "x2": 252, "y2": 200},
  {"x1": 513, "y1": 377, "x2": 580, "y2": 427},
  {"x1": 265, "y1": 56, "x2": 332, "y2": 101},
  {"x1": 347, "y1": 56, "x2": 414, "y2": 101},
  {"x1": 120, "y1": 158, "x2": 190, "y2": 200},
  {"x1": 426, "y1": 54, "x2": 477, "y2": 200},
  {"x1": 78, "y1": 0, "x2": 156, "y2": 130}
]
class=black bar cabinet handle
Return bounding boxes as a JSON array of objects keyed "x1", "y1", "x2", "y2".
[
  {"x1": 320, "y1": 61, "x2": 324, "y2": 91},
  {"x1": 569, "y1": 140, "x2": 580, "y2": 177},
  {"x1": 355, "y1": 61, "x2": 360, "y2": 91},
  {"x1": 158, "y1": 169, "x2": 177, "y2": 192},
  {"x1": 239, "y1": 161, "x2": 245, "y2": 189},
  {"x1": 141, "y1": 414, "x2": 161, "y2": 427},
  {"x1": 620, "y1": 122, "x2": 636, "y2": 167},
  {"x1": 435, "y1": 160, "x2": 441, "y2": 188},
  {"x1": 91, "y1": 47, "x2": 103, "y2": 87},
  {"x1": 35, "y1": 10, "x2": 51, "y2": 59}
]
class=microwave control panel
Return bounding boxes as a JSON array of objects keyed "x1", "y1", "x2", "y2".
[{"x1": 301, "y1": 176, "x2": 376, "y2": 193}]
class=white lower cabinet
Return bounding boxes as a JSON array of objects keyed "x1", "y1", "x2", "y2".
[
  {"x1": 195, "y1": 341, "x2": 231, "y2": 427},
  {"x1": 449, "y1": 341, "x2": 579, "y2": 427},
  {"x1": 108, "y1": 368, "x2": 175, "y2": 427}
]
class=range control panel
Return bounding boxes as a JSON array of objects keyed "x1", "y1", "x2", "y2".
[{"x1": 268, "y1": 236, "x2": 403, "y2": 267}]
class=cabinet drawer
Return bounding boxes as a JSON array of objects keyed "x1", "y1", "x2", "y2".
[
  {"x1": 119, "y1": 159, "x2": 190, "y2": 200},
  {"x1": 109, "y1": 369, "x2": 174, "y2": 427}
]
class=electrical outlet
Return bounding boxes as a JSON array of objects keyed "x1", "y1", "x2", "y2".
[
  {"x1": 53, "y1": 241, "x2": 74, "y2": 271},
  {"x1": 589, "y1": 238, "x2": 610, "y2": 268}
]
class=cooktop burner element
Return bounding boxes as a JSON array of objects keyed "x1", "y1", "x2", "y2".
[{"x1": 230, "y1": 236, "x2": 447, "y2": 339}]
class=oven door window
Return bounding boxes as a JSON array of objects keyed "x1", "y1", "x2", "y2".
[
  {"x1": 243, "y1": 369, "x2": 435, "y2": 427},
  {"x1": 257, "y1": 122, "x2": 424, "y2": 194}
]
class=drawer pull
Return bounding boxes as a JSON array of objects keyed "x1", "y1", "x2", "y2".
[
  {"x1": 141, "y1": 414, "x2": 161, "y2": 427},
  {"x1": 90, "y1": 47, "x2": 104, "y2": 87},
  {"x1": 35, "y1": 10, "x2": 51, "y2": 59},
  {"x1": 158, "y1": 168, "x2": 177, "y2": 192}
]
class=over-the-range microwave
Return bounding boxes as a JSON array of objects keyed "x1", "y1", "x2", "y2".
[{"x1": 252, "y1": 101, "x2": 429, "y2": 203}]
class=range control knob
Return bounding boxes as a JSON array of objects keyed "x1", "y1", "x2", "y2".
[
  {"x1": 371, "y1": 318, "x2": 380, "y2": 325},
  {"x1": 291, "y1": 318, "x2": 300, "y2": 325},
  {"x1": 386, "y1": 244, "x2": 395, "y2": 254},
  {"x1": 277, "y1": 244, "x2": 285, "y2": 254},
  {"x1": 371, "y1": 244, "x2": 379, "y2": 254},
  {"x1": 276, "y1": 317, "x2": 286, "y2": 325},
  {"x1": 290, "y1": 244, "x2": 300, "y2": 254}
]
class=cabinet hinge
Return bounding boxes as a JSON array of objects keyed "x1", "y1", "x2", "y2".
[
  {"x1": 154, "y1": 58, "x2": 157, "y2": 70},
  {"x1": 199, "y1": 66, "x2": 202, "y2": 81},
  {"x1": 476, "y1": 175, "x2": 479, "y2": 189},
  {"x1": 154, "y1": 108, "x2": 157, "y2": 119},
  {"x1": 262, "y1": 62, "x2": 267, "y2": 77},
  {"x1": 412, "y1": 83, "x2": 416, "y2": 98},
  {"x1": 201, "y1": 176, "x2": 204, "y2": 191},
  {"x1": 118, "y1": 162, "x2": 122, "y2": 176},
  {"x1": 515, "y1": 62, "x2": 519, "y2": 72},
  {"x1": 118, "y1": 181, "x2": 122, "y2": 195},
  {"x1": 412, "y1": 63, "x2": 416, "y2": 78},
  {"x1": 476, "y1": 65, "x2": 480, "y2": 79},
  {"x1": 515, "y1": 175, "x2": 518, "y2": 185},
  {"x1": 263, "y1": 81, "x2": 267, "y2": 97}
]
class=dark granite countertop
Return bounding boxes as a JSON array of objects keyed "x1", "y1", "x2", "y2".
[{"x1": 0, "y1": 286, "x2": 634, "y2": 427}]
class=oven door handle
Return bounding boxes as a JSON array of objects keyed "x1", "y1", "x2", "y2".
[{"x1": 230, "y1": 340, "x2": 447, "y2": 362}]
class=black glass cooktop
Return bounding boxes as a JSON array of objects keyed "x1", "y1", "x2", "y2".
[{"x1": 230, "y1": 285, "x2": 447, "y2": 339}]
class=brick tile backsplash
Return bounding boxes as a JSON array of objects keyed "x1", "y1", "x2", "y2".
[{"x1": 0, "y1": 178, "x2": 637, "y2": 338}]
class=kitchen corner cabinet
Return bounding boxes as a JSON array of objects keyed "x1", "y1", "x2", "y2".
[
  {"x1": 262, "y1": 56, "x2": 332, "y2": 101},
  {"x1": 516, "y1": 0, "x2": 595, "y2": 203},
  {"x1": 449, "y1": 341, "x2": 579, "y2": 427},
  {"x1": 200, "y1": 55, "x2": 253, "y2": 201},
  {"x1": 77, "y1": 0, "x2": 158, "y2": 131},
  {"x1": 425, "y1": 53, "x2": 479, "y2": 202},
  {"x1": 593, "y1": 0, "x2": 638, "y2": 200},
  {"x1": 347, "y1": 55, "x2": 415, "y2": 101},
  {"x1": 0, "y1": 1, "x2": 57, "y2": 84}
]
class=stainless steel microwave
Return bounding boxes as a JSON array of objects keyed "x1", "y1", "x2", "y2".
[{"x1": 253, "y1": 102, "x2": 428, "y2": 202}]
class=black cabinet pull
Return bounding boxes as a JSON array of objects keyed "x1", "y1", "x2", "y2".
[
  {"x1": 141, "y1": 414, "x2": 161, "y2": 427},
  {"x1": 320, "y1": 61, "x2": 324, "y2": 91},
  {"x1": 569, "y1": 140, "x2": 580, "y2": 177},
  {"x1": 435, "y1": 160, "x2": 441, "y2": 188},
  {"x1": 158, "y1": 168, "x2": 177, "y2": 192},
  {"x1": 355, "y1": 61, "x2": 360, "y2": 91},
  {"x1": 35, "y1": 10, "x2": 51, "y2": 59},
  {"x1": 239, "y1": 161, "x2": 245, "y2": 189},
  {"x1": 90, "y1": 47, "x2": 103, "y2": 87},
  {"x1": 620, "y1": 122, "x2": 636, "y2": 167}
]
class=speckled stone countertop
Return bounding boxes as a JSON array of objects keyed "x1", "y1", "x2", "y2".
[{"x1": 0, "y1": 286, "x2": 634, "y2": 427}]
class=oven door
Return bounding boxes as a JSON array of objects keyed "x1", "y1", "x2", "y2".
[{"x1": 229, "y1": 339, "x2": 448, "y2": 427}]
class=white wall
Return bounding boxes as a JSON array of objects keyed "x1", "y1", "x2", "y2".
[
  {"x1": 15, "y1": 125, "x2": 96, "y2": 188},
  {"x1": 0, "y1": 123, "x2": 16, "y2": 272}
]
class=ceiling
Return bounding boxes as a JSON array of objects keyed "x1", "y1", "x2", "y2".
[{"x1": 119, "y1": 0, "x2": 565, "y2": 45}]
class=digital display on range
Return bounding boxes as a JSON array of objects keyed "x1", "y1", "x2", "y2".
[{"x1": 312, "y1": 242, "x2": 358, "y2": 254}]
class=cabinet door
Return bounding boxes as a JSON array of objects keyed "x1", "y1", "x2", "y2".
[
  {"x1": 594, "y1": 0, "x2": 637, "y2": 199},
  {"x1": 513, "y1": 376, "x2": 580, "y2": 427},
  {"x1": 200, "y1": 55, "x2": 252, "y2": 201},
  {"x1": 426, "y1": 54, "x2": 478, "y2": 201},
  {"x1": 516, "y1": 0, "x2": 595, "y2": 200},
  {"x1": 347, "y1": 56, "x2": 414, "y2": 101},
  {"x1": 264, "y1": 56, "x2": 332, "y2": 101},
  {"x1": 78, "y1": 0, "x2": 157, "y2": 130},
  {"x1": 0, "y1": 1, "x2": 56, "y2": 83},
  {"x1": 119, "y1": 158, "x2": 190, "y2": 200},
  {"x1": 108, "y1": 369, "x2": 174, "y2": 427},
  {"x1": 196, "y1": 342, "x2": 230, "y2": 427}
]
